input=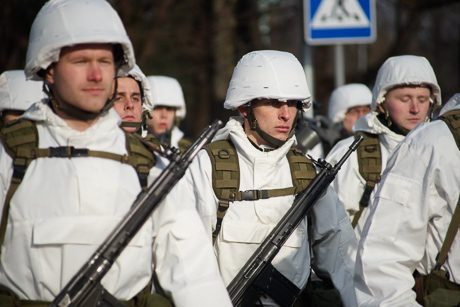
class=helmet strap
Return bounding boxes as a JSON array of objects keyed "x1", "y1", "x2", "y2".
[
  {"x1": 44, "y1": 74, "x2": 118, "y2": 121},
  {"x1": 244, "y1": 104, "x2": 299, "y2": 148}
]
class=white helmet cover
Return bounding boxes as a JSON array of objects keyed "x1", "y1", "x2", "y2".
[
  {"x1": 0, "y1": 70, "x2": 45, "y2": 112},
  {"x1": 146, "y1": 76, "x2": 186, "y2": 119},
  {"x1": 25, "y1": 0, "x2": 135, "y2": 81},
  {"x1": 371, "y1": 55, "x2": 441, "y2": 111},
  {"x1": 224, "y1": 50, "x2": 311, "y2": 111},
  {"x1": 328, "y1": 83, "x2": 372, "y2": 124},
  {"x1": 123, "y1": 65, "x2": 154, "y2": 114}
]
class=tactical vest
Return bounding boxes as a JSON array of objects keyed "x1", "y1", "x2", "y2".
[
  {"x1": 204, "y1": 140, "x2": 317, "y2": 243},
  {"x1": 0, "y1": 119, "x2": 157, "y2": 255},
  {"x1": 351, "y1": 131, "x2": 382, "y2": 229}
]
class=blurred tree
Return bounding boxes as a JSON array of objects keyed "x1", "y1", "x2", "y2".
[{"x1": 0, "y1": 0, "x2": 459, "y2": 137}]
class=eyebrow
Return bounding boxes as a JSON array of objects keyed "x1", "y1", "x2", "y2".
[{"x1": 116, "y1": 91, "x2": 141, "y2": 96}]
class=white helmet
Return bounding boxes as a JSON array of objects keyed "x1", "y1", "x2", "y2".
[
  {"x1": 328, "y1": 83, "x2": 372, "y2": 124},
  {"x1": 124, "y1": 65, "x2": 154, "y2": 114},
  {"x1": 0, "y1": 70, "x2": 45, "y2": 112},
  {"x1": 224, "y1": 50, "x2": 311, "y2": 111},
  {"x1": 147, "y1": 76, "x2": 186, "y2": 119},
  {"x1": 25, "y1": 0, "x2": 135, "y2": 81},
  {"x1": 371, "y1": 55, "x2": 441, "y2": 111}
]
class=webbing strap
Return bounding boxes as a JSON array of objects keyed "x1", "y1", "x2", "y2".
[
  {"x1": 205, "y1": 140, "x2": 240, "y2": 244},
  {"x1": 436, "y1": 197, "x2": 460, "y2": 269},
  {"x1": 0, "y1": 120, "x2": 156, "y2": 256},
  {"x1": 0, "y1": 120, "x2": 38, "y2": 256},
  {"x1": 205, "y1": 140, "x2": 316, "y2": 244},
  {"x1": 353, "y1": 131, "x2": 381, "y2": 227}
]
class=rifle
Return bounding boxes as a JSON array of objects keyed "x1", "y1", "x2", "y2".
[
  {"x1": 50, "y1": 119, "x2": 223, "y2": 307},
  {"x1": 227, "y1": 135, "x2": 363, "y2": 307}
]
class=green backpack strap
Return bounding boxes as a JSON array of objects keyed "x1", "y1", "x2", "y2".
[
  {"x1": 0, "y1": 120, "x2": 39, "y2": 255},
  {"x1": 205, "y1": 140, "x2": 316, "y2": 244},
  {"x1": 0, "y1": 120, "x2": 157, "y2": 255},
  {"x1": 204, "y1": 140, "x2": 240, "y2": 244},
  {"x1": 124, "y1": 132, "x2": 157, "y2": 190},
  {"x1": 352, "y1": 131, "x2": 382, "y2": 229}
]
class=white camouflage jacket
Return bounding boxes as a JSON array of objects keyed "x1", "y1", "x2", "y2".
[
  {"x1": 355, "y1": 101, "x2": 460, "y2": 306},
  {"x1": 325, "y1": 111, "x2": 404, "y2": 239},
  {"x1": 184, "y1": 116, "x2": 358, "y2": 306},
  {"x1": 0, "y1": 100, "x2": 231, "y2": 306}
]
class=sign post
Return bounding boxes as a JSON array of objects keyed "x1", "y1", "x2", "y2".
[{"x1": 304, "y1": 0, "x2": 376, "y2": 88}]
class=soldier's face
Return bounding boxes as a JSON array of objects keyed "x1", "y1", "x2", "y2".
[
  {"x1": 381, "y1": 86, "x2": 431, "y2": 131},
  {"x1": 113, "y1": 77, "x2": 143, "y2": 133},
  {"x1": 46, "y1": 44, "x2": 116, "y2": 115},
  {"x1": 240, "y1": 99, "x2": 298, "y2": 147}
]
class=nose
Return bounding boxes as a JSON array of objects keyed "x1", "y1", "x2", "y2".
[
  {"x1": 88, "y1": 62, "x2": 102, "y2": 82},
  {"x1": 125, "y1": 98, "x2": 134, "y2": 110},
  {"x1": 410, "y1": 99, "x2": 420, "y2": 114},
  {"x1": 279, "y1": 104, "x2": 291, "y2": 121}
]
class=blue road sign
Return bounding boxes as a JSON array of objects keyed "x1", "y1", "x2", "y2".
[{"x1": 304, "y1": 0, "x2": 376, "y2": 45}]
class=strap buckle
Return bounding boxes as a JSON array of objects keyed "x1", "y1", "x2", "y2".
[
  {"x1": 240, "y1": 190, "x2": 269, "y2": 201},
  {"x1": 49, "y1": 147, "x2": 89, "y2": 157}
]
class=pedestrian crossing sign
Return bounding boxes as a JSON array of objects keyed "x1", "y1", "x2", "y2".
[{"x1": 304, "y1": 0, "x2": 376, "y2": 45}]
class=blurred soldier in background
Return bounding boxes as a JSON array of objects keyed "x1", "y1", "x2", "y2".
[
  {"x1": 0, "y1": 70, "x2": 45, "y2": 127},
  {"x1": 147, "y1": 76, "x2": 192, "y2": 152}
]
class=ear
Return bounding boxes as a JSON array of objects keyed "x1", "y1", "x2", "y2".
[
  {"x1": 378, "y1": 104, "x2": 384, "y2": 113},
  {"x1": 238, "y1": 105, "x2": 247, "y2": 117},
  {"x1": 45, "y1": 65, "x2": 55, "y2": 85}
]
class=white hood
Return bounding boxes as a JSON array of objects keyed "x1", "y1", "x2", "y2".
[
  {"x1": 352, "y1": 111, "x2": 405, "y2": 152},
  {"x1": 21, "y1": 99, "x2": 122, "y2": 133},
  {"x1": 371, "y1": 55, "x2": 441, "y2": 111}
]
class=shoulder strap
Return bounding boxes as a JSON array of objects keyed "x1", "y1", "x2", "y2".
[
  {"x1": 143, "y1": 133, "x2": 163, "y2": 153},
  {"x1": 435, "y1": 197, "x2": 460, "y2": 274},
  {"x1": 0, "y1": 121, "x2": 156, "y2": 255},
  {"x1": 352, "y1": 131, "x2": 382, "y2": 228},
  {"x1": 0, "y1": 119, "x2": 39, "y2": 255},
  {"x1": 124, "y1": 131, "x2": 157, "y2": 190},
  {"x1": 205, "y1": 140, "x2": 316, "y2": 244},
  {"x1": 204, "y1": 140, "x2": 240, "y2": 244}
]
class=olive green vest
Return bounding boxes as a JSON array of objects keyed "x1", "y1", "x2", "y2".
[
  {"x1": 0, "y1": 119, "x2": 158, "y2": 255},
  {"x1": 204, "y1": 139, "x2": 317, "y2": 243}
]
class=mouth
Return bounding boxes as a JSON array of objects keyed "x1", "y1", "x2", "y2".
[
  {"x1": 275, "y1": 126, "x2": 290, "y2": 133},
  {"x1": 123, "y1": 115, "x2": 135, "y2": 121},
  {"x1": 83, "y1": 88, "x2": 104, "y2": 95}
]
